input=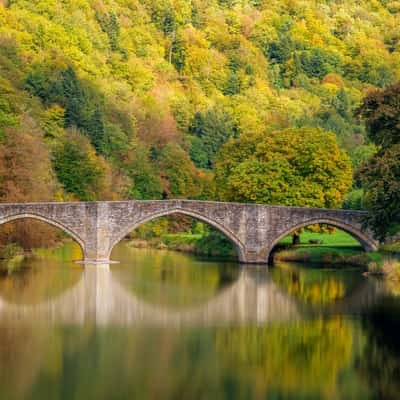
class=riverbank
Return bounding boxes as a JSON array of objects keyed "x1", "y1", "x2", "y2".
[
  {"x1": 274, "y1": 230, "x2": 366, "y2": 265},
  {"x1": 274, "y1": 245, "x2": 400, "y2": 276},
  {"x1": 0, "y1": 239, "x2": 82, "y2": 275},
  {"x1": 273, "y1": 232, "x2": 399, "y2": 265},
  {"x1": 0, "y1": 243, "x2": 25, "y2": 274},
  {"x1": 273, "y1": 233, "x2": 400, "y2": 286},
  {"x1": 273, "y1": 230, "x2": 370, "y2": 266},
  {"x1": 272, "y1": 246, "x2": 373, "y2": 267},
  {"x1": 127, "y1": 232, "x2": 237, "y2": 259},
  {"x1": 128, "y1": 231, "x2": 400, "y2": 270}
]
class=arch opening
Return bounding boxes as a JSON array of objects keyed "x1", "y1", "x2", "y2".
[
  {"x1": 0, "y1": 214, "x2": 84, "y2": 266},
  {"x1": 109, "y1": 209, "x2": 245, "y2": 262},
  {"x1": 0, "y1": 215, "x2": 84, "y2": 304},
  {"x1": 267, "y1": 218, "x2": 378, "y2": 265},
  {"x1": 109, "y1": 210, "x2": 243, "y2": 309}
]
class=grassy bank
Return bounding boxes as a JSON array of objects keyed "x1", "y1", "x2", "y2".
[
  {"x1": 274, "y1": 231, "x2": 400, "y2": 284},
  {"x1": 0, "y1": 239, "x2": 82, "y2": 275},
  {"x1": 127, "y1": 232, "x2": 237, "y2": 259},
  {"x1": 278, "y1": 230, "x2": 362, "y2": 248},
  {"x1": 273, "y1": 231, "x2": 368, "y2": 266},
  {"x1": 274, "y1": 247, "x2": 373, "y2": 267}
]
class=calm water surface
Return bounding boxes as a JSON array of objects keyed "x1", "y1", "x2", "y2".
[{"x1": 0, "y1": 242, "x2": 399, "y2": 400}]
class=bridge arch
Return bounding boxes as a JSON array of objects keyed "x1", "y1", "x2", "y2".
[
  {"x1": 108, "y1": 208, "x2": 246, "y2": 261},
  {"x1": 0, "y1": 213, "x2": 85, "y2": 257},
  {"x1": 266, "y1": 217, "x2": 378, "y2": 263}
]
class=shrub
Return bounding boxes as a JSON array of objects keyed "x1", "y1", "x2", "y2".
[{"x1": 0, "y1": 243, "x2": 23, "y2": 260}]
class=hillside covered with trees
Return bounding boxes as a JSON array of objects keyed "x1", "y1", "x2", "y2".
[{"x1": 0, "y1": 0, "x2": 399, "y2": 245}]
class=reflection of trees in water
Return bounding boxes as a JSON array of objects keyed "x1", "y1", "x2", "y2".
[
  {"x1": 0, "y1": 321, "x2": 47, "y2": 399},
  {"x1": 0, "y1": 321, "x2": 94, "y2": 400},
  {"x1": 356, "y1": 301, "x2": 400, "y2": 400},
  {"x1": 384, "y1": 278, "x2": 400, "y2": 297},
  {"x1": 271, "y1": 262, "x2": 365, "y2": 306},
  {"x1": 112, "y1": 246, "x2": 240, "y2": 308},
  {"x1": 0, "y1": 246, "x2": 398, "y2": 399},
  {"x1": 1, "y1": 309, "x2": 400, "y2": 399},
  {"x1": 0, "y1": 319, "x2": 369, "y2": 400},
  {"x1": 0, "y1": 243, "x2": 82, "y2": 305},
  {"x1": 214, "y1": 319, "x2": 357, "y2": 399}
]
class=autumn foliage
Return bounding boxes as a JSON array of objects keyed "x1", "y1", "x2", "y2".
[{"x1": 0, "y1": 0, "x2": 398, "y2": 246}]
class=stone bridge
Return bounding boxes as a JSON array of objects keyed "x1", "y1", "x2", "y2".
[{"x1": 0, "y1": 200, "x2": 378, "y2": 264}]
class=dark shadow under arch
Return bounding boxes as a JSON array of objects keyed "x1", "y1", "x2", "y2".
[
  {"x1": 266, "y1": 217, "x2": 378, "y2": 263},
  {"x1": 0, "y1": 213, "x2": 85, "y2": 258},
  {"x1": 108, "y1": 208, "x2": 246, "y2": 261}
]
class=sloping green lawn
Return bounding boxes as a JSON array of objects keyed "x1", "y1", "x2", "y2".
[
  {"x1": 278, "y1": 230, "x2": 362, "y2": 249},
  {"x1": 275, "y1": 231, "x2": 367, "y2": 264}
]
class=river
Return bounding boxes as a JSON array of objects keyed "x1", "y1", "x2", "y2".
[{"x1": 0, "y1": 241, "x2": 399, "y2": 400}]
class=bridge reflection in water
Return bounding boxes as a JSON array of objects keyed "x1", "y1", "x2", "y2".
[{"x1": 0, "y1": 265, "x2": 385, "y2": 326}]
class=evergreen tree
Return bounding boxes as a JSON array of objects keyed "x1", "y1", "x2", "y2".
[
  {"x1": 60, "y1": 66, "x2": 86, "y2": 129},
  {"x1": 189, "y1": 108, "x2": 236, "y2": 168}
]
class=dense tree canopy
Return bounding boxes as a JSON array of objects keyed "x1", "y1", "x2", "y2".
[
  {"x1": 0, "y1": 0, "x2": 398, "y2": 245},
  {"x1": 359, "y1": 145, "x2": 400, "y2": 241},
  {"x1": 358, "y1": 84, "x2": 400, "y2": 240},
  {"x1": 357, "y1": 84, "x2": 400, "y2": 149},
  {"x1": 52, "y1": 129, "x2": 114, "y2": 201},
  {"x1": 215, "y1": 127, "x2": 352, "y2": 208},
  {"x1": 189, "y1": 107, "x2": 237, "y2": 169}
]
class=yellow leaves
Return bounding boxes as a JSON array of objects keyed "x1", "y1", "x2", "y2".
[
  {"x1": 320, "y1": 82, "x2": 340, "y2": 97},
  {"x1": 183, "y1": 47, "x2": 228, "y2": 92},
  {"x1": 0, "y1": 0, "x2": 396, "y2": 207},
  {"x1": 251, "y1": 14, "x2": 278, "y2": 45},
  {"x1": 41, "y1": 105, "x2": 65, "y2": 139},
  {"x1": 216, "y1": 127, "x2": 353, "y2": 208},
  {"x1": 233, "y1": 103, "x2": 263, "y2": 136},
  {"x1": 53, "y1": 189, "x2": 65, "y2": 202},
  {"x1": 182, "y1": 25, "x2": 208, "y2": 49},
  {"x1": 127, "y1": 58, "x2": 155, "y2": 93},
  {"x1": 214, "y1": 317, "x2": 355, "y2": 397},
  {"x1": 290, "y1": 13, "x2": 330, "y2": 48},
  {"x1": 388, "y1": 1, "x2": 400, "y2": 13},
  {"x1": 311, "y1": 33, "x2": 323, "y2": 47},
  {"x1": 171, "y1": 0, "x2": 193, "y2": 26},
  {"x1": 322, "y1": 73, "x2": 344, "y2": 88}
]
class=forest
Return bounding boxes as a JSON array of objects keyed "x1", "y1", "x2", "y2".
[{"x1": 0, "y1": 0, "x2": 399, "y2": 248}]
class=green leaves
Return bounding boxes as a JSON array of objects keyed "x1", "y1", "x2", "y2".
[
  {"x1": 359, "y1": 144, "x2": 400, "y2": 241},
  {"x1": 357, "y1": 84, "x2": 400, "y2": 241},
  {"x1": 189, "y1": 107, "x2": 237, "y2": 169},
  {"x1": 0, "y1": 0, "x2": 399, "y2": 211},
  {"x1": 215, "y1": 127, "x2": 353, "y2": 208},
  {"x1": 0, "y1": 96, "x2": 17, "y2": 140},
  {"x1": 96, "y1": 11, "x2": 121, "y2": 52},
  {"x1": 52, "y1": 130, "x2": 110, "y2": 201},
  {"x1": 357, "y1": 83, "x2": 400, "y2": 150},
  {"x1": 26, "y1": 64, "x2": 109, "y2": 154}
]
